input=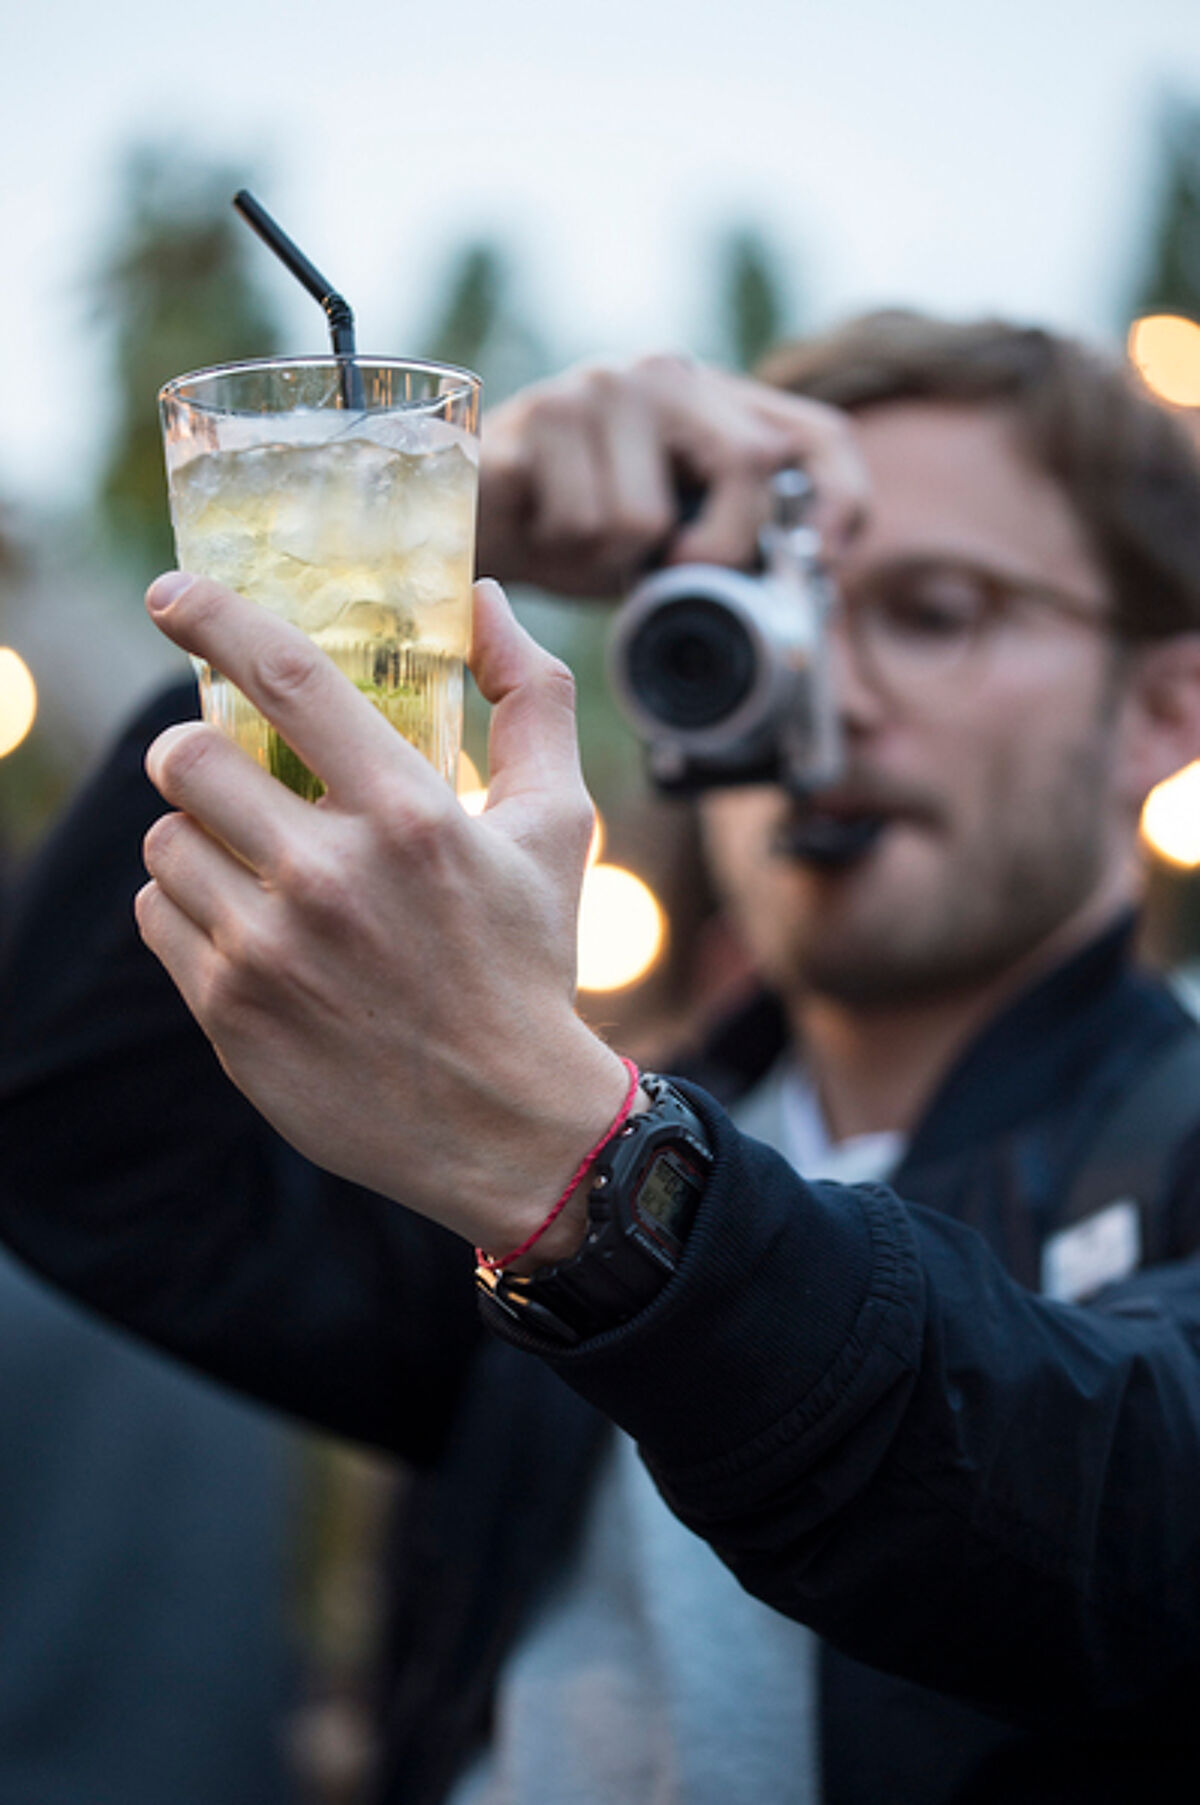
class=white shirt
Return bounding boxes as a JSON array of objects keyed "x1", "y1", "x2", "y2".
[{"x1": 451, "y1": 1060, "x2": 904, "y2": 1805}]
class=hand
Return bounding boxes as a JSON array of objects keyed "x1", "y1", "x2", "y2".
[
  {"x1": 477, "y1": 353, "x2": 868, "y2": 597},
  {"x1": 135, "y1": 573, "x2": 631, "y2": 1256}
]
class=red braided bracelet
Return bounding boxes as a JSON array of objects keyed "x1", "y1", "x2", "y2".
[{"x1": 474, "y1": 1057, "x2": 641, "y2": 1274}]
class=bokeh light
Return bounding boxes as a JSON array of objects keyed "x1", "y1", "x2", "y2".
[
  {"x1": 1142, "y1": 760, "x2": 1200, "y2": 868},
  {"x1": 457, "y1": 750, "x2": 488, "y2": 816},
  {"x1": 456, "y1": 762, "x2": 609, "y2": 872},
  {"x1": 577, "y1": 862, "x2": 666, "y2": 992},
  {"x1": 452, "y1": 772, "x2": 658, "y2": 989},
  {"x1": 1128, "y1": 314, "x2": 1200, "y2": 408},
  {"x1": 0, "y1": 648, "x2": 37, "y2": 758}
]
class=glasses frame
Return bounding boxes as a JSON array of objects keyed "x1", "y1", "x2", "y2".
[{"x1": 834, "y1": 553, "x2": 1115, "y2": 701}]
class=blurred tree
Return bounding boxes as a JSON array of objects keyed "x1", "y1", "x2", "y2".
[
  {"x1": 1128, "y1": 96, "x2": 1200, "y2": 325},
  {"x1": 715, "y1": 226, "x2": 795, "y2": 371},
  {"x1": 422, "y1": 243, "x2": 501, "y2": 371},
  {"x1": 91, "y1": 146, "x2": 283, "y2": 583},
  {"x1": 418, "y1": 236, "x2": 566, "y2": 781},
  {"x1": 418, "y1": 240, "x2": 550, "y2": 403},
  {"x1": 0, "y1": 505, "x2": 22, "y2": 586}
]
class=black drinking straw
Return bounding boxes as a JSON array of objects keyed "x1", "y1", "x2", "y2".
[{"x1": 233, "y1": 190, "x2": 365, "y2": 408}]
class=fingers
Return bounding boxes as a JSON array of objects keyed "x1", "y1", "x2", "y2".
[
  {"x1": 469, "y1": 580, "x2": 593, "y2": 857},
  {"x1": 134, "y1": 875, "x2": 222, "y2": 1028},
  {"x1": 670, "y1": 466, "x2": 778, "y2": 569},
  {"x1": 749, "y1": 386, "x2": 870, "y2": 558},
  {"x1": 470, "y1": 579, "x2": 587, "y2": 793},
  {"x1": 144, "y1": 722, "x2": 304, "y2": 874},
  {"x1": 506, "y1": 373, "x2": 676, "y2": 591},
  {"x1": 587, "y1": 374, "x2": 676, "y2": 571},
  {"x1": 652, "y1": 366, "x2": 870, "y2": 568},
  {"x1": 142, "y1": 807, "x2": 266, "y2": 938},
  {"x1": 477, "y1": 356, "x2": 869, "y2": 597},
  {"x1": 523, "y1": 405, "x2": 608, "y2": 548},
  {"x1": 145, "y1": 574, "x2": 436, "y2": 808}
]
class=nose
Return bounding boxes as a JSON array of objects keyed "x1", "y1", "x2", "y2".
[{"x1": 825, "y1": 601, "x2": 891, "y2": 733}]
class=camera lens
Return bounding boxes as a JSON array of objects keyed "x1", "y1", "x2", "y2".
[{"x1": 625, "y1": 598, "x2": 757, "y2": 730}]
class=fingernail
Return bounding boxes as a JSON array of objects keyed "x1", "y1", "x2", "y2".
[{"x1": 147, "y1": 572, "x2": 194, "y2": 614}]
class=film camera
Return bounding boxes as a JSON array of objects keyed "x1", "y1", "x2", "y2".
[{"x1": 608, "y1": 470, "x2": 844, "y2": 797}]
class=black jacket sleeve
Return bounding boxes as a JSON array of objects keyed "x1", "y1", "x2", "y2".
[
  {"x1": 533, "y1": 1082, "x2": 1200, "y2": 1730},
  {"x1": 0, "y1": 683, "x2": 481, "y2": 1456}
]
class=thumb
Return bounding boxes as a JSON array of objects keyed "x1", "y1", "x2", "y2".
[{"x1": 470, "y1": 580, "x2": 590, "y2": 822}]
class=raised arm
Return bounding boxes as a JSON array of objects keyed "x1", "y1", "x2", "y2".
[{"x1": 132, "y1": 570, "x2": 1200, "y2": 1725}]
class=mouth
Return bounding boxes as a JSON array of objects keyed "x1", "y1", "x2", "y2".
[
  {"x1": 771, "y1": 772, "x2": 941, "y2": 870},
  {"x1": 773, "y1": 775, "x2": 936, "y2": 867},
  {"x1": 774, "y1": 807, "x2": 888, "y2": 868}
]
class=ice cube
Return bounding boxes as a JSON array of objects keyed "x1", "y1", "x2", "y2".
[
  {"x1": 265, "y1": 440, "x2": 395, "y2": 568},
  {"x1": 364, "y1": 414, "x2": 477, "y2": 461},
  {"x1": 401, "y1": 547, "x2": 465, "y2": 612},
  {"x1": 312, "y1": 600, "x2": 414, "y2": 652}
]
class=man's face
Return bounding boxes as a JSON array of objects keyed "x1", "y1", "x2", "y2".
[{"x1": 700, "y1": 399, "x2": 1129, "y2": 1009}]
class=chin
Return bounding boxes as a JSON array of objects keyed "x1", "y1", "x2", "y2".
[
  {"x1": 800, "y1": 944, "x2": 975, "y2": 1009},
  {"x1": 786, "y1": 882, "x2": 977, "y2": 1006},
  {"x1": 798, "y1": 902, "x2": 1078, "y2": 1009},
  {"x1": 777, "y1": 807, "x2": 1117, "y2": 1009}
]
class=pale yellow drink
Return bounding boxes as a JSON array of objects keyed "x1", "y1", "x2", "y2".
[{"x1": 160, "y1": 358, "x2": 481, "y2": 800}]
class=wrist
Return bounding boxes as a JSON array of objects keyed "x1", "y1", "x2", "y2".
[
  {"x1": 503, "y1": 1080, "x2": 653, "y2": 1275},
  {"x1": 477, "y1": 1073, "x2": 714, "y2": 1348},
  {"x1": 473, "y1": 1043, "x2": 639, "y2": 1273}
]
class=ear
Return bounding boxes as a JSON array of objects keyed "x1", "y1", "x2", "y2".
[{"x1": 1115, "y1": 633, "x2": 1200, "y2": 810}]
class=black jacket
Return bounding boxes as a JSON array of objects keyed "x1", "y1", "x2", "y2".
[{"x1": 4, "y1": 680, "x2": 1200, "y2": 1804}]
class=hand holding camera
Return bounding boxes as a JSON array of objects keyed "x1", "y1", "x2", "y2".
[
  {"x1": 477, "y1": 355, "x2": 866, "y2": 809},
  {"x1": 476, "y1": 353, "x2": 867, "y2": 599}
]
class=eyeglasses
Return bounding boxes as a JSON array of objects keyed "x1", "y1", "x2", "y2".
[{"x1": 834, "y1": 556, "x2": 1113, "y2": 701}]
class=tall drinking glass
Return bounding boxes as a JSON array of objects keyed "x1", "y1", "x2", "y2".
[{"x1": 159, "y1": 357, "x2": 481, "y2": 798}]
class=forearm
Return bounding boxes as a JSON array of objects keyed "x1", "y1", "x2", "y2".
[{"x1": 531, "y1": 1083, "x2": 1200, "y2": 1726}]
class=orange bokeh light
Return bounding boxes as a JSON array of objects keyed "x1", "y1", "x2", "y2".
[{"x1": 1128, "y1": 314, "x2": 1200, "y2": 408}]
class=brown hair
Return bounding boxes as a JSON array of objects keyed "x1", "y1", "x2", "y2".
[{"x1": 757, "y1": 310, "x2": 1200, "y2": 641}]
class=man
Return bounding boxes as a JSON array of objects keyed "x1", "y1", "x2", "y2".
[{"x1": 5, "y1": 316, "x2": 1200, "y2": 1803}]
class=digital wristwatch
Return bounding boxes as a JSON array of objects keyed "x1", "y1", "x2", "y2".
[{"x1": 475, "y1": 1073, "x2": 714, "y2": 1348}]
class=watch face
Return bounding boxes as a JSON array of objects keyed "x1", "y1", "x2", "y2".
[
  {"x1": 477, "y1": 1082, "x2": 713, "y2": 1348},
  {"x1": 635, "y1": 1148, "x2": 703, "y2": 1253}
]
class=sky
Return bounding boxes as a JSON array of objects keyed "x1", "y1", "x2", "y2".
[{"x1": 5, "y1": 0, "x2": 1200, "y2": 513}]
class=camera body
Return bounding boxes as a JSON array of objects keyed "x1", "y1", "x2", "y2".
[{"x1": 608, "y1": 471, "x2": 844, "y2": 796}]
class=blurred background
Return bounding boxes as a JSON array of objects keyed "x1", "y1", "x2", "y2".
[
  {"x1": 7, "y1": 0, "x2": 1200, "y2": 1795},
  {"x1": 9, "y1": 0, "x2": 1200, "y2": 1006}
]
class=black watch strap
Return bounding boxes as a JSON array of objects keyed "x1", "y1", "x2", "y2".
[{"x1": 476, "y1": 1073, "x2": 713, "y2": 1349}]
